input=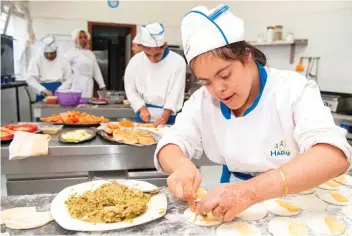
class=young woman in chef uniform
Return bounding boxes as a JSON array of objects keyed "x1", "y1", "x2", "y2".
[
  {"x1": 125, "y1": 23, "x2": 186, "y2": 126},
  {"x1": 26, "y1": 35, "x2": 74, "y2": 102},
  {"x1": 65, "y1": 29, "x2": 106, "y2": 98},
  {"x1": 155, "y1": 4, "x2": 352, "y2": 221}
]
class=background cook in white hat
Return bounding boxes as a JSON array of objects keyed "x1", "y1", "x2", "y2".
[
  {"x1": 65, "y1": 29, "x2": 106, "y2": 98},
  {"x1": 132, "y1": 33, "x2": 142, "y2": 55},
  {"x1": 155, "y1": 4, "x2": 352, "y2": 221},
  {"x1": 26, "y1": 35, "x2": 74, "y2": 102},
  {"x1": 124, "y1": 23, "x2": 186, "y2": 126}
]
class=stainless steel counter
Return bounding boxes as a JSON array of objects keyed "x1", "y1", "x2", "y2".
[
  {"x1": 1, "y1": 128, "x2": 214, "y2": 195},
  {"x1": 32, "y1": 103, "x2": 135, "y2": 121}
]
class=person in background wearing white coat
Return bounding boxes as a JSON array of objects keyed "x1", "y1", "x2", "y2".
[
  {"x1": 124, "y1": 23, "x2": 186, "y2": 126},
  {"x1": 26, "y1": 35, "x2": 73, "y2": 102},
  {"x1": 132, "y1": 33, "x2": 142, "y2": 55},
  {"x1": 155, "y1": 5, "x2": 352, "y2": 221},
  {"x1": 65, "y1": 29, "x2": 106, "y2": 98}
]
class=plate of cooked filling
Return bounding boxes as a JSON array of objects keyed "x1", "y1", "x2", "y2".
[
  {"x1": 98, "y1": 122, "x2": 160, "y2": 146},
  {"x1": 50, "y1": 180, "x2": 167, "y2": 231}
]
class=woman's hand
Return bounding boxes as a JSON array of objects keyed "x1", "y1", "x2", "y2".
[
  {"x1": 196, "y1": 182, "x2": 258, "y2": 222},
  {"x1": 167, "y1": 158, "x2": 202, "y2": 211},
  {"x1": 139, "y1": 106, "x2": 151, "y2": 123}
]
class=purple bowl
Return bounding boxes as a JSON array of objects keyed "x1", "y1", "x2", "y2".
[
  {"x1": 79, "y1": 97, "x2": 89, "y2": 104},
  {"x1": 55, "y1": 90, "x2": 82, "y2": 106}
]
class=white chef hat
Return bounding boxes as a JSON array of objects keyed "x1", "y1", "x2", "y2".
[
  {"x1": 181, "y1": 4, "x2": 245, "y2": 63},
  {"x1": 140, "y1": 23, "x2": 165, "y2": 47},
  {"x1": 132, "y1": 33, "x2": 141, "y2": 45},
  {"x1": 40, "y1": 35, "x2": 57, "y2": 53},
  {"x1": 71, "y1": 29, "x2": 91, "y2": 42}
]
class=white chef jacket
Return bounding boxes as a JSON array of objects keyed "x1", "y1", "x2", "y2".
[
  {"x1": 26, "y1": 54, "x2": 74, "y2": 94},
  {"x1": 65, "y1": 48, "x2": 106, "y2": 98},
  {"x1": 154, "y1": 67, "x2": 352, "y2": 174},
  {"x1": 124, "y1": 50, "x2": 186, "y2": 117}
]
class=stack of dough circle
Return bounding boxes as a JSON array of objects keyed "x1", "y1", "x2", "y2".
[
  {"x1": 334, "y1": 174, "x2": 352, "y2": 186},
  {"x1": 184, "y1": 208, "x2": 222, "y2": 227},
  {"x1": 292, "y1": 195, "x2": 328, "y2": 213},
  {"x1": 264, "y1": 199, "x2": 301, "y2": 216},
  {"x1": 268, "y1": 217, "x2": 308, "y2": 236},
  {"x1": 216, "y1": 222, "x2": 261, "y2": 236},
  {"x1": 341, "y1": 205, "x2": 352, "y2": 220},
  {"x1": 318, "y1": 180, "x2": 341, "y2": 190},
  {"x1": 316, "y1": 191, "x2": 351, "y2": 206},
  {"x1": 236, "y1": 204, "x2": 268, "y2": 221},
  {"x1": 306, "y1": 214, "x2": 346, "y2": 235},
  {"x1": 300, "y1": 188, "x2": 315, "y2": 194}
]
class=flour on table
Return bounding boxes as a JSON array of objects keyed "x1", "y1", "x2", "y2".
[
  {"x1": 292, "y1": 195, "x2": 327, "y2": 213},
  {"x1": 268, "y1": 217, "x2": 308, "y2": 236},
  {"x1": 216, "y1": 221, "x2": 261, "y2": 236},
  {"x1": 236, "y1": 203, "x2": 268, "y2": 221}
]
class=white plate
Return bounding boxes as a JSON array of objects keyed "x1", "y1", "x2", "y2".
[{"x1": 50, "y1": 180, "x2": 167, "y2": 232}]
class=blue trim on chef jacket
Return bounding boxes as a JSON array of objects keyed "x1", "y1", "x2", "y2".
[
  {"x1": 136, "y1": 103, "x2": 176, "y2": 125},
  {"x1": 220, "y1": 62, "x2": 267, "y2": 183},
  {"x1": 35, "y1": 81, "x2": 62, "y2": 102},
  {"x1": 160, "y1": 47, "x2": 170, "y2": 61},
  {"x1": 184, "y1": 10, "x2": 228, "y2": 44}
]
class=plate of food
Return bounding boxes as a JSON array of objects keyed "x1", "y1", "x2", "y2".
[
  {"x1": 90, "y1": 97, "x2": 108, "y2": 105},
  {"x1": 40, "y1": 111, "x2": 109, "y2": 126},
  {"x1": 50, "y1": 180, "x2": 167, "y2": 231},
  {"x1": 1, "y1": 127, "x2": 15, "y2": 141},
  {"x1": 59, "y1": 129, "x2": 96, "y2": 143},
  {"x1": 1, "y1": 124, "x2": 40, "y2": 141}
]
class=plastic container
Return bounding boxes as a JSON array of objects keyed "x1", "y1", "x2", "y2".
[
  {"x1": 266, "y1": 26, "x2": 274, "y2": 43},
  {"x1": 40, "y1": 125, "x2": 63, "y2": 135},
  {"x1": 55, "y1": 90, "x2": 82, "y2": 106},
  {"x1": 274, "y1": 25, "x2": 283, "y2": 41},
  {"x1": 44, "y1": 96, "x2": 57, "y2": 104}
]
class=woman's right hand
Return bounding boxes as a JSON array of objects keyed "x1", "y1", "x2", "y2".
[
  {"x1": 167, "y1": 158, "x2": 202, "y2": 211},
  {"x1": 139, "y1": 106, "x2": 151, "y2": 123}
]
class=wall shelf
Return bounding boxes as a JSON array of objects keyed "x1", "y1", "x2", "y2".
[{"x1": 249, "y1": 39, "x2": 308, "y2": 64}]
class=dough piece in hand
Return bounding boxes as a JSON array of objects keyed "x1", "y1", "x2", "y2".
[
  {"x1": 196, "y1": 188, "x2": 207, "y2": 199},
  {"x1": 300, "y1": 188, "x2": 315, "y2": 194},
  {"x1": 341, "y1": 205, "x2": 352, "y2": 220},
  {"x1": 236, "y1": 204, "x2": 268, "y2": 221},
  {"x1": 5, "y1": 211, "x2": 54, "y2": 230},
  {"x1": 184, "y1": 208, "x2": 222, "y2": 227},
  {"x1": 0, "y1": 207, "x2": 36, "y2": 224},
  {"x1": 316, "y1": 191, "x2": 351, "y2": 206},
  {"x1": 264, "y1": 199, "x2": 301, "y2": 216},
  {"x1": 216, "y1": 221, "x2": 261, "y2": 236},
  {"x1": 334, "y1": 174, "x2": 352, "y2": 186},
  {"x1": 306, "y1": 214, "x2": 345, "y2": 235},
  {"x1": 268, "y1": 217, "x2": 308, "y2": 236},
  {"x1": 292, "y1": 195, "x2": 328, "y2": 213},
  {"x1": 318, "y1": 180, "x2": 341, "y2": 190}
]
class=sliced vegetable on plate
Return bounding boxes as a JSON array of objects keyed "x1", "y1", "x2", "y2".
[
  {"x1": 1, "y1": 128, "x2": 15, "y2": 140},
  {"x1": 4, "y1": 124, "x2": 38, "y2": 133},
  {"x1": 60, "y1": 129, "x2": 95, "y2": 143}
]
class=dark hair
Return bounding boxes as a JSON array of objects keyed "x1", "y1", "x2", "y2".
[{"x1": 191, "y1": 41, "x2": 267, "y2": 68}]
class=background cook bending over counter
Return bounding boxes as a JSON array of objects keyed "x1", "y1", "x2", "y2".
[{"x1": 154, "y1": 4, "x2": 352, "y2": 222}]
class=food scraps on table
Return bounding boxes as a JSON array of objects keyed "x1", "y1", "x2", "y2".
[
  {"x1": 40, "y1": 111, "x2": 109, "y2": 124},
  {"x1": 65, "y1": 182, "x2": 151, "y2": 223}
]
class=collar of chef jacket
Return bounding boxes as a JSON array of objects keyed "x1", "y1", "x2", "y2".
[{"x1": 220, "y1": 62, "x2": 268, "y2": 119}]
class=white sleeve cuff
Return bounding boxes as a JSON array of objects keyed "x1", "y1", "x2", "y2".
[{"x1": 131, "y1": 101, "x2": 145, "y2": 113}]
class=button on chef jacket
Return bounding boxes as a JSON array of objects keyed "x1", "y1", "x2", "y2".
[
  {"x1": 65, "y1": 48, "x2": 106, "y2": 98},
  {"x1": 154, "y1": 67, "x2": 352, "y2": 176},
  {"x1": 124, "y1": 49, "x2": 186, "y2": 119}
]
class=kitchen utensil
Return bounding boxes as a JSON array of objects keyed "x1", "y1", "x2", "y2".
[
  {"x1": 55, "y1": 90, "x2": 82, "y2": 106},
  {"x1": 305, "y1": 57, "x2": 313, "y2": 77},
  {"x1": 50, "y1": 180, "x2": 167, "y2": 231},
  {"x1": 98, "y1": 90, "x2": 125, "y2": 104},
  {"x1": 295, "y1": 57, "x2": 304, "y2": 72},
  {"x1": 309, "y1": 58, "x2": 319, "y2": 80}
]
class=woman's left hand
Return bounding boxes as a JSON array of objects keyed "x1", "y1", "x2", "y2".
[{"x1": 196, "y1": 182, "x2": 258, "y2": 222}]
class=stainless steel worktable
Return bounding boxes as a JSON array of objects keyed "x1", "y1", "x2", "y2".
[
  {"x1": 1, "y1": 128, "x2": 214, "y2": 195},
  {"x1": 32, "y1": 103, "x2": 136, "y2": 121}
]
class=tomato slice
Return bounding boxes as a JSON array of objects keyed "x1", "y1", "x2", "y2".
[
  {"x1": 1, "y1": 128, "x2": 15, "y2": 140},
  {"x1": 4, "y1": 124, "x2": 38, "y2": 133}
]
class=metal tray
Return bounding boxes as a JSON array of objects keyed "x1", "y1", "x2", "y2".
[
  {"x1": 59, "y1": 129, "x2": 96, "y2": 144},
  {"x1": 98, "y1": 129, "x2": 160, "y2": 146},
  {"x1": 46, "y1": 123, "x2": 101, "y2": 127}
]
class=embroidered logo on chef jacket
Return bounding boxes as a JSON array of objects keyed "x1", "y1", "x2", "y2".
[
  {"x1": 270, "y1": 140, "x2": 291, "y2": 157},
  {"x1": 185, "y1": 40, "x2": 191, "y2": 56}
]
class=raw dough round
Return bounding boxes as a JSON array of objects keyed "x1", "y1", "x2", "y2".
[
  {"x1": 268, "y1": 217, "x2": 308, "y2": 236},
  {"x1": 334, "y1": 174, "x2": 352, "y2": 186},
  {"x1": 316, "y1": 191, "x2": 351, "y2": 206},
  {"x1": 184, "y1": 208, "x2": 222, "y2": 227},
  {"x1": 347, "y1": 227, "x2": 352, "y2": 236},
  {"x1": 4, "y1": 211, "x2": 54, "y2": 230},
  {"x1": 236, "y1": 204, "x2": 267, "y2": 221},
  {"x1": 292, "y1": 195, "x2": 328, "y2": 213},
  {"x1": 306, "y1": 214, "x2": 346, "y2": 235},
  {"x1": 300, "y1": 188, "x2": 315, "y2": 194},
  {"x1": 216, "y1": 221, "x2": 261, "y2": 236},
  {"x1": 318, "y1": 180, "x2": 341, "y2": 190},
  {"x1": 0, "y1": 207, "x2": 36, "y2": 225},
  {"x1": 264, "y1": 199, "x2": 301, "y2": 216},
  {"x1": 341, "y1": 205, "x2": 352, "y2": 220}
]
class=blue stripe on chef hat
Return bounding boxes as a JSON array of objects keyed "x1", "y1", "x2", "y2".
[
  {"x1": 141, "y1": 23, "x2": 165, "y2": 47},
  {"x1": 181, "y1": 4, "x2": 245, "y2": 63}
]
